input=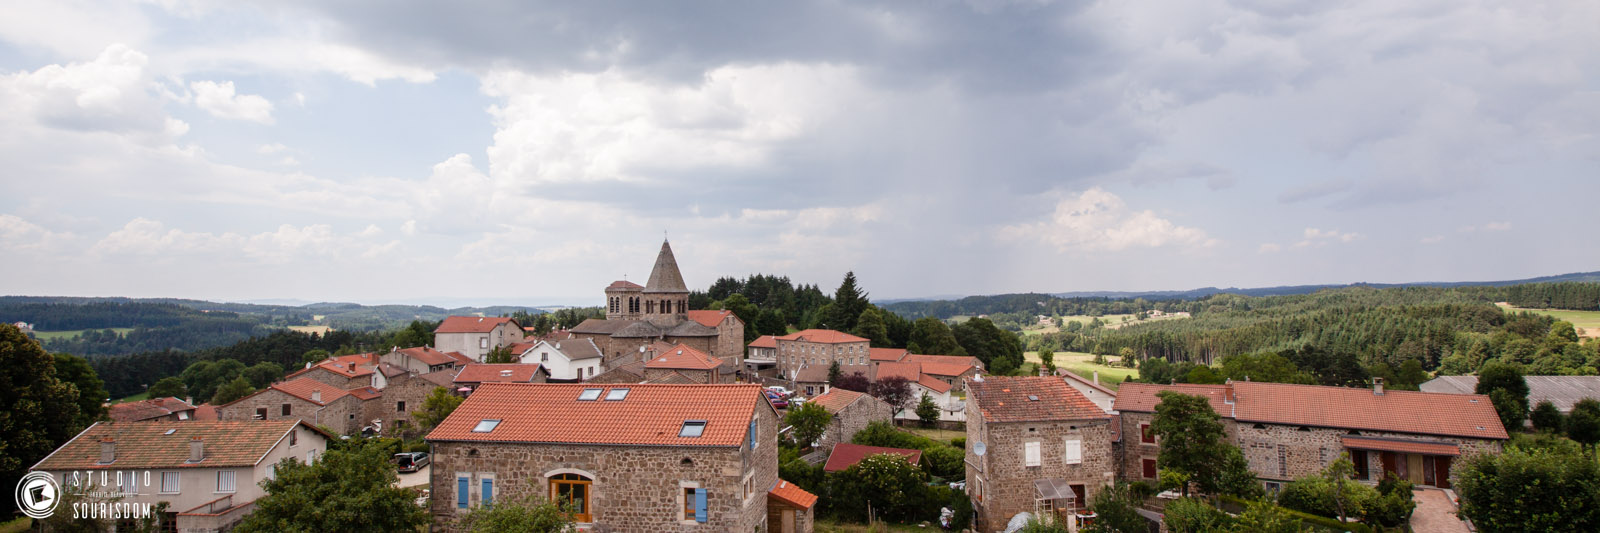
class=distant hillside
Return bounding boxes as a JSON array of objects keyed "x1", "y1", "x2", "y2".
[{"x1": 1050, "y1": 271, "x2": 1600, "y2": 300}]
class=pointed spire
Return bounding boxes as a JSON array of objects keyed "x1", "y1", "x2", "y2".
[{"x1": 643, "y1": 239, "x2": 688, "y2": 293}]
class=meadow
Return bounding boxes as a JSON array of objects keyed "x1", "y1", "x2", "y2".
[
  {"x1": 1498, "y1": 304, "x2": 1600, "y2": 338},
  {"x1": 1024, "y1": 350, "x2": 1137, "y2": 390},
  {"x1": 30, "y1": 327, "x2": 134, "y2": 340}
]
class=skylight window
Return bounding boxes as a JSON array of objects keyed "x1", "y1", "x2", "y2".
[
  {"x1": 578, "y1": 388, "x2": 603, "y2": 401},
  {"x1": 472, "y1": 419, "x2": 502, "y2": 433},
  {"x1": 605, "y1": 388, "x2": 630, "y2": 401},
  {"x1": 679, "y1": 420, "x2": 707, "y2": 438}
]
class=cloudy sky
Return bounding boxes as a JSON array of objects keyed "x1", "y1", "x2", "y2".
[{"x1": 1, "y1": 1, "x2": 1595, "y2": 306}]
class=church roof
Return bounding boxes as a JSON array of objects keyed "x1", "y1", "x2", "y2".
[
  {"x1": 643, "y1": 240, "x2": 688, "y2": 293},
  {"x1": 666, "y1": 321, "x2": 720, "y2": 337},
  {"x1": 612, "y1": 321, "x2": 667, "y2": 338}
]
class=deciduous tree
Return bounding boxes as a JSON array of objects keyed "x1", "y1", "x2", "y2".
[
  {"x1": 147, "y1": 376, "x2": 188, "y2": 399},
  {"x1": 457, "y1": 493, "x2": 574, "y2": 532},
  {"x1": 1151, "y1": 391, "x2": 1262, "y2": 499},
  {"x1": 1531, "y1": 400, "x2": 1564, "y2": 433},
  {"x1": 55, "y1": 352, "x2": 108, "y2": 426},
  {"x1": 236, "y1": 441, "x2": 429, "y2": 533},
  {"x1": 413, "y1": 387, "x2": 464, "y2": 430},
  {"x1": 870, "y1": 376, "x2": 914, "y2": 418},
  {"x1": 0, "y1": 324, "x2": 83, "y2": 516},
  {"x1": 210, "y1": 375, "x2": 255, "y2": 405},
  {"x1": 785, "y1": 402, "x2": 832, "y2": 449},
  {"x1": 1476, "y1": 362, "x2": 1529, "y2": 432},
  {"x1": 1455, "y1": 445, "x2": 1600, "y2": 531}
]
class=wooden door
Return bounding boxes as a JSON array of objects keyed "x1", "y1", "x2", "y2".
[
  {"x1": 1380, "y1": 452, "x2": 1397, "y2": 479},
  {"x1": 1070, "y1": 484, "x2": 1087, "y2": 512},
  {"x1": 1407, "y1": 454, "x2": 1425, "y2": 484},
  {"x1": 1435, "y1": 456, "x2": 1453, "y2": 489}
]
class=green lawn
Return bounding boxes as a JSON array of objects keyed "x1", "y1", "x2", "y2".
[
  {"x1": 1026, "y1": 351, "x2": 1138, "y2": 391},
  {"x1": 1499, "y1": 304, "x2": 1600, "y2": 337},
  {"x1": 816, "y1": 519, "x2": 939, "y2": 532},
  {"x1": 114, "y1": 391, "x2": 150, "y2": 404},
  {"x1": 902, "y1": 427, "x2": 965, "y2": 444},
  {"x1": 31, "y1": 327, "x2": 134, "y2": 340}
]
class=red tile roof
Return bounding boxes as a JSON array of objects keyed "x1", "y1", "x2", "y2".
[
  {"x1": 427, "y1": 383, "x2": 767, "y2": 447},
  {"x1": 192, "y1": 404, "x2": 218, "y2": 421},
  {"x1": 918, "y1": 361, "x2": 977, "y2": 377},
  {"x1": 394, "y1": 346, "x2": 462, "y2": 367},
  {"x1": 1341, "y1": 436, "x2": 1461, "y2": 456},
  {"x1": 968, "y1": 376, "x2": 1108, "y2": 423},
  {"x1": 768, "y1": 480, "x2": 818, "y2": 510},
  {"x1": 454, "y1": 363, "x2": 547, "y2": 384},
  {"x1": 875, "y1": 362, "x2": 922, "y2": 382},
  {"x1": 776, "y1": 329, "x2": 868, "y2": 344},
  {"x1": 347, "y1": 387, "x2": 382, "y2": 401},
  {"x1": 1113, "y1": 381, "x2": 1508, "y2": 440},
  {"x1": 288, "y1": 352, "x2": 382, "y2": 380},
  {"x1": 110, "y1": 397, "x2": 196, "y2": 423},
  {"x1": 810, "y1": 389, "x2": 867, "y2": 413},
  {"x1": 1111, "y1": 383, "x2": 1235, "y2": 415},
  {"x1": 917, "y1": 374, "x2": 953, "y2": 394},
  {"x1": 748, "y1": 335, "x2": 778, "y2": 349},
  {"x1": 435, "y1": 316, "x2": 519, "y2": 334},
  {"x1": 905, "y1": 354, "x2": 983, "y2": 370},
  {"x1": 32, "y1": 420, "x2": 331, "y2": 471},
  {"x1": 268, "y1": 377, "x2": 351, "y2": 406},
  {"x1": 686, "y1": 309, "x2": 734, "y2": 328},
  {"x1": 823, "y1": 443, "x2": 923, "y2": 472},
  {"x1": 869, "y1": 348, "x2": 908, "y2": 362},
  {"x1": 607, "y1": 280, "x2": 644, "y2": 289},
  {"x1": 644, "y1": 344, "x2": 723, "y2": 371},
  {"x1": 443, "y1": 350, "x2": 475, "y2": 366}
]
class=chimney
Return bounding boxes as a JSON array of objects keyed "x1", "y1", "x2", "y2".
[
  {"x1": 99, "y1": 438, "x2": 115, "y2": 464},
  {"x1": 1373, "y1": 378, "x2": 1385, "y2": 396},
  {"x1": 1093, "y1": 371, "x2": 1100, "y2": 385},
  {"x1": 348, "y1": 362, "x2": 356, "y2": 372},
  {"x1": 189, "y1": 437, "x2": 204, "y2": 463},
  {"x1": 185, "y1": 396, "x2": 193, "y2": 405},
  {"x1": 312, "y1": 390, "x2": 322, "y2": 403}
]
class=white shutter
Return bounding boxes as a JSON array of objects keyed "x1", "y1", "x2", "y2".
[
  {"x1": 1064, "y1": 439, "x2": 1083, "y2": 464},
  {"x1": 1024, "y1": 441, "x2": 1041, "y2": 467},
  {"x1": 217, "y1": 471, "x2": 236, "y2": 493},
  {"x1": 161, "y1": 472, "x2": 181, "y2": 493}
]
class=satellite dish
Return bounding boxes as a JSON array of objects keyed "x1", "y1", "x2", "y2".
[{"x1": 974, "y1": 441, "x2": 987, "y2": 456}]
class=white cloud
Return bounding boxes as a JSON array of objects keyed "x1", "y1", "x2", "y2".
[
  {"x1": 91, "y1": 218, "x2": 396, "y2": 263},
  {"x1": 1000, "y1": 188, "x2": 1215, "y2": 252},
  {"x1": 0, "y1": 214, "x2": 78, "y2": 253},
  {"x1": 190, "y1": 80, "x2": 274, "y2": 124},
  {"x1": 1290, "y1": 228, "x2": 1363, "y2": 248},
  {"x1": 257, "y1": 143, "x2": 288, "y2": 154}
]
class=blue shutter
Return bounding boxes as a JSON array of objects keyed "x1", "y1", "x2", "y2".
[
  {"x1": 482, "y1": 479, "x2": 494, "y2": 507},
  {"x1": 694, "y1": 488, "x2": 708, "y2": 523},
  {"x1": 457, "y1": 476, "x2": 469, "y2": 508},
  {"x1": 748, "y1": 419, "x2": 757, "y2": 449}
]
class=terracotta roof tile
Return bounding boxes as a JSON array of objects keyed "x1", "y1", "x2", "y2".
[
  {"x1": 435, "y1": 316, "x2": 519, "y2": 334},
  {"x1": 454, "y1": 364, "x2": 547, "y2": 384},
  {"x1": 347, "y1": 387, "x2": 382, "y2": 401},
  {"x1": 968, "y1": 376, "x2": 1108, "y2": 423},
  {"x1": 776, "y1": 329, "x2": 869, "y2": 344},
  {"x1": 645, "y1": 371, "x2": 700, "y2": 384},
  {"x1": 32, "y1": 420, "x2": 329, "y2": 471},
  {"x1": 1342, "y1": 436, "x2": 1461, "y2": 456},
  {"x1": 607, "y1": 280, "x2": 644, "y2": 290},
  {"x1": 443, "y1": 350, "x2": 475, "y2": 366},
  {"x1": 823, "y1": 443, "x2": 923, "y2": 472},
  {"x1": 644, "y1": 344, "x2": 723, "y2": 371},
  {"x1": 418, "y1": 369, "x2": 459, "y2": 388},
  {"x1": 868, "y1": 348, "x2": 908, "y2": 362},
  {"x1": 1113, "y1": 381, "x2": 1508, "y2": 440},
  {"x1": 904, "y1": 354, "x2": 983, "y2": 370},
  {"x1": 192, "y1": 404, "x2": 218, "y2": 421},
  {"x1": 918, "y1": 361, "x2": 977, "y2": 377},
  {"x1": 1111, "y1": 383, "x2": 1234, "y2": 415},
  {"x1": 110, "y1": 397, "x2": 195, "y2": 423},
  {"x1": 394, "y1": 346, "x2": 463, "y2": 367},
  {"x1": 269, "y1": 377, "x2": 351, "y2": 406},
  {"x1": 768, "y1": 480, "x2": 818, "y2": 510},
  {"x1": 809, "y1": 389, "x2": 867, "y2": 413},
  {"x1": 686, "y1": 309, "x2": 734, "y2": 328},
  {"x1": 748, "y1": 335, "x2": 778, "y2": 349},
  {"x1": 875, "y1": 362, "x2": 922, "y2": 382},
  {"x1": 426, "y1": 383, "x2": 767, "y2": 447},
  {"x1": 917, "y1": 374, "x2": 953, "y2": 394}
]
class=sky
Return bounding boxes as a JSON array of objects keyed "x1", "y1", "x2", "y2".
[{"x1": 0, "y1": 0, "x2": 1596, "y2": 307}]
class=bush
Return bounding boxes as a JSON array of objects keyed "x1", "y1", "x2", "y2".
[
  {"x1": 1164, "y1": 497, "x2": 1232, "y2": 533},
  {"x1": 825, "y1": 454, "x2": 929, "y2": 523},
  {"x1": 921, "y1": 445, "x2": 965, "y2": 479},
  {"x1": 950, "y1": 436, "x2": 966, "y2": 449}
]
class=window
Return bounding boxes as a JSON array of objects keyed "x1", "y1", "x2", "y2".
[
  {"x1": 550, "y1": 474, "x2": 592, "y2": 522},
  {"x1": 482, "y1": 477, "x2": 494, "y2": 507},
  {"x1": 541, "y1": 353, "x2": 549, "y2": 362},
  {"x1": 1142, "y1": 458, "x2": 1158, "y2": 479},
  {"x1": 1351, "y1": 449, "x2": 1369, "y2": 480},
  {"x1": 1024, "y1": 441, "x2": 1041, "y2": 467},
  {"x1": 282, "y1": 404, "x2": 291, "y2": 416},
  {"x1": 216, "y1": 471, "x2": 236, "y2": 493},
  {"x1": 160, "y1": 472, "x2": 180, "y2": 493},
  {"x1": 480, "y1": 338, "x2": 489, "y2": 349},
  {"x1": 472, "y1": 419, "x2": 501, "y2": 433},
  {"x1": 748, "y1": 419, "x2": 758, "y2": 450},
  {"x1": 307, "y1": 450, "x2": 317, "y2": 464},
  {"x1": 290, "y1": 430, "x2": 297, "y2": 446},
  {"x1": 578, "y1": 388, "x2": 603, "y2": 401},
  {"x1": 255, "y1": 407, "x2": 267, "y2": 420},
  {"x1": 1064, "y1": 439, "x2": 1083, "y2": 464},
  {"x1": 178, "y1": 411, "x2": 190, "y2": 420},
  {"x1": 682, "y1": 486, "x2": 709, "y2": 523},
  {"x1": 397, "y1": 401, "x2": 406, "y2": 412},
  {"x1": 605, "y1": 388, "x2": 630, "y2": 401},
  {"x1": 680, "y1": 420, "x2": 707, "y2": 438},
  {"x1": 1140, "y1": 423, "x2": 1155, "y2": 444},
  {"x1": 457, "y1": 475, "x2": 470, "y2": 509},
  {"x1": 265, "y1": 463, "x2": 275, "y2": 480},
  {"x1": 118, "y1": 471, "x2": 136, "y2": 495}
]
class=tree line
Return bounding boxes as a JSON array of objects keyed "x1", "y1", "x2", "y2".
[{"x1": 1506, "y1": 282, "x2": 1600, "y2": 310}]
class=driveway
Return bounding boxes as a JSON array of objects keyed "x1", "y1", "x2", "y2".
[
  {"x1": 396, "y1": 464, "x2": 430, "y2": 488},
  {"x1": 1410, "y1": 488, "x2": 1471, "y2": 533}
]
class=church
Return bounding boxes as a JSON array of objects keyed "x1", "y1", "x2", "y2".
[{"x1": 568, "y1": 240, "x2": 746, "y2": 372}]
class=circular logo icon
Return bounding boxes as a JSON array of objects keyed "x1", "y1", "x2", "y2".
[{"x1": 15, "y1": 471, "x2": 60, "y2": 519}]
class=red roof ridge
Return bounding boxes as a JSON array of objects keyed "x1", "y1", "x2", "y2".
[
  {"x1": 768, "y1": 479, "x2": 818, "y2": 509},
  {"x1": 823, "y1": 443, "x2": 924, "y2": 472}
]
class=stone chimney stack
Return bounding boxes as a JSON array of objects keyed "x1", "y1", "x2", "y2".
[
  {"x1": 1093, "y1": 371, "x2": 1100, "y2": 385},
  {"x1": 99, "y1": 438, "x2": 115, "y2": 464},
  {"x1": 190, "y1": 437, "x2": 204, "y2": 462},
  {"x1": 312, "y1": 390, "x2": 322, "y2": 403},
  {"x1": 1373, "y1": 377, "x2": 1385, "y2": 396}
]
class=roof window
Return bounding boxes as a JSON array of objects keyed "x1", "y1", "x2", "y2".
[
  {"x1": 578, "y1": 388, "x2": 603, "y2": 401},
  {"x1": 500, "y1": 370, "x2": 513, "y2": 377},
  {"x1": 1027, "y1": 395, "x2": 1039, "y2": 401},
  {"x1": 164, "y1": 429, "x2": 177, "y2": 435},
  {"x1": 679, "y1": 420, "x2": 707, "y2": 438},
  {"x1": 605, "y1": 388, "x2": 630, "y2": 401},
  {"x1": 472, "y1": 419, "x2": 502, "y2": 433}
]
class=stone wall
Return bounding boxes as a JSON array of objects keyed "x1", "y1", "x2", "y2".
[
  {"x1": 1119, "y1": 412, "x2": 1240, "y2": 484},
  {"x1": 429, "y1": 402, "x2": 780, "y2": 532},
  {"x1": 1235, "y1": 423, "x2": 1503, "y2": 482},
  {"x1": 644, "y1": 367, "x2": 715, "y2": 384},
  {"x1": 299, "y1": 367, "x2": 369, "y2": 389},
  {"x1": 217, "y1": 390, "x2": 363, "y2": 435},
  {"x1": 818, "y1": 395, "x2": 893, "y2": 454},
  {"x1": 969, "y1": 417, "x2": 1117, "y2": 532},
  {"x1": 713, "y1": 316, "x2": 745, "y2": 365},
  {"x1": 775, "y1": 339, "x2": 871, "y2": 378}
]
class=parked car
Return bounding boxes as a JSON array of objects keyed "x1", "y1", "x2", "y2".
[
  {"x1": 765, "y1": 386, "x2": 793, "y2": 397},
  {"x1": 764, "y1": 390, "x2": 790, "y2": 408},
  {"x1": 394, "y1": 452, "x2": 430, "y2": 473}
]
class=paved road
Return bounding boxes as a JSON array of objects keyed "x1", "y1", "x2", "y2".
[
  {"x1": 1410, "y1": 488, "x2": 1471, "y2": 533},
  {"x1": 397, "y1": 465, "x2": 430, "y2": 488}
]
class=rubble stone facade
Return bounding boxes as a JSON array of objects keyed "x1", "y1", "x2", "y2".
[
  {"x1": 967, "y1": 413, "x2": 1117, "y2": 532},
  {"x1": 818, "y1": 395, "x2": 893, "y2": 455},
  {"x1": 217, "y1": 389, "x2": 363, "y2": 435}
]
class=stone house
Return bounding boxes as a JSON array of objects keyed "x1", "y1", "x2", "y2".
[
  {"x1": 285, "y1": 352, "x2": 407, "y2": 390},
  {"x1": 775, "y1": 329, "x2": 872, "y2": 381},
  {"x1": 31, "y1": 420, "x2": 332, "y2": 533},
  {"x1": 793, "y1": 363, "x2": 871, "y2": 397},
  {"x1": 571, "y1": 241, "x2": 746, "y2": 366},
  {"x1": 110, "y1": 397, "x2": 197, "y2": 423},
  {"x1": 767, "y1": 480, "x2": 818, "y2": 533},
  {"x1": 965, "y1": 376, "x2": 1116, "y2": 532},
  {"x1": 382, "y1": 346, "x2": 472, "y2": 374},
  {"x1": 452, "y1": 363, "x2": 550, "y2": 395},
  {"x1": 1114, "y1": 380, "x2": 1508, "y2": 491},
  {"x1": 375, "y1": 370, "x2": 453, "y2": 433},
  {"x1": 425, "y1": 383, "x2": 815, "y2": 532},
  {"x1": 642, "y1": 343, "x2": 729, "y2": 384},
  {"x1": 434, "y1": 316, "x2": 524, "y2": 363},
  {"x1": 513, "y1": 338, "x2": 603, "y2": 381},
  {"x1": 807, "y1": 389, "x2": 894, "y2": 454},
  {"x1": 871, "y1": 362, "x2": 957, "y2": 420},
  {"x1": 216, "y1": 377, "x2": 372, "y2": 435}
]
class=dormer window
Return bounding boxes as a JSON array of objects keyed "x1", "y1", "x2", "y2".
[
  {"x1": 605, "y1": 389, "x2": 630, "y2": 401},
  {"x1": 679, "y1": 420, "x2": 707, "y2": 438},
  {"x1": 578, "y1": 388, "x2": 603, "y2": 401},
  {"x1": 472, "y1": 419, "x2": 501, "y2": 433}
]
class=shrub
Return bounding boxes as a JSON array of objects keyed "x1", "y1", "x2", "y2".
[
  {"x1": 921, "y1": 446, "x2": 965, "y2": 479},
  {"x1": 1164, "y1": 497, "x2": 1233, "y2": 533},
  {"x1": 950, "y1": 436, "x2": 966, "y2": 449}
]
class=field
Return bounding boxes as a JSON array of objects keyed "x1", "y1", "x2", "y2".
[
  {"x1": 1022, "y1": 312, "x2": 1188, "y2": 335},
  {"x1": 1498, "y1": 304, "x2": 1600, "y2": 338},
  {"x1": 114, "y1": 391, "x2": 150, "y2": 404},
  {"x1": 30, "y1": 327, "x2": 134, "y2": 340},
  {"x1": 288, "y1": 325, "x2": 334, "y2": 336},
  {"x1": 1025, "y1": 350, "x2": 1138, "y2": 390},
  {"x1": 902, "y1": 427, "x2": 965, "y2": 444}
]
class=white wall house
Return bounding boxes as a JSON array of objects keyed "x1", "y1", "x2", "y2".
[
  {"x1": 516, "y1": 338, "x2": 604, "y2": 381},
  {"x1": 434, "y1": 317, "x2": 524, "y2": 362}
]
